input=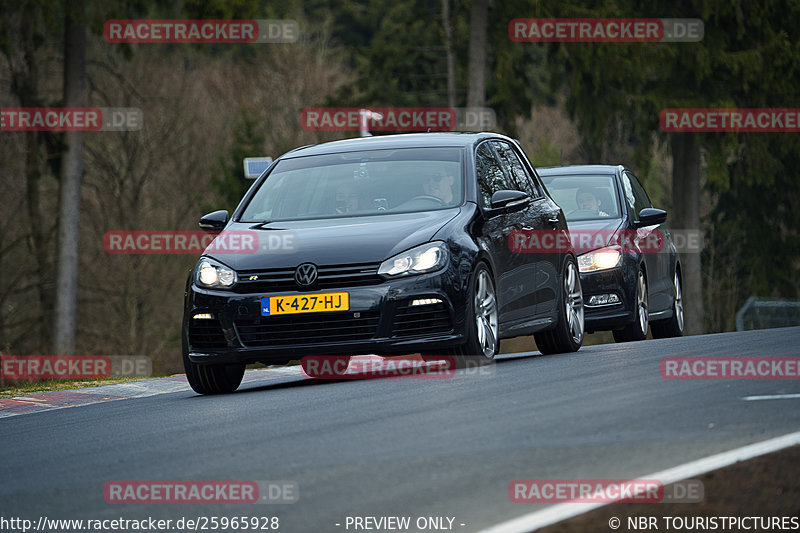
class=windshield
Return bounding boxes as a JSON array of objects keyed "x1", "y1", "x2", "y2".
[
  {"x1": 539, "y1": 173, "x2": 622, "y2": 222},
  {"x1": 239, "y1": 147, "x2": 465, "y2": 222}
]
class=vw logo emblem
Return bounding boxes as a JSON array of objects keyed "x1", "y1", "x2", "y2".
[{"x1": 295, "y1": 263, "x2": 318, "y2": 287}]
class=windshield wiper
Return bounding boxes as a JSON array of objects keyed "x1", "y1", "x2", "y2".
[{"x1": 250, "y1": 220, "x2": 281, "y2": 230}]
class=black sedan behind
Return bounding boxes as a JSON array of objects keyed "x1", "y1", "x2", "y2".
[{"x1": 538, "y1": 165, "x2": 684, "y2": 342}]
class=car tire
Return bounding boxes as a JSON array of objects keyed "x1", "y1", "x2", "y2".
[
  {"x1": 301, "y1": 355, "x2": 351, "y2": 377},
  {"x1": 651, "y1": 270, "x2": 684, "y2": 338},
  {"x1": 182, "y1": 331, "x2": 245, "y2": 394},
  {"x1": 450, "y1": 263, "x2": 499, "y2": 368},
  {"x1": 613, "y1": 267, "x2": 649, "y2": 342},
  {"x1": 534, "y1": 255, "x2": 584, "y2": 354}
]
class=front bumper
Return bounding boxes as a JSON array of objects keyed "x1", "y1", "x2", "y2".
[
  {"x1": 183, "y1": 268, "x2": 468, "y2": 365},
  {"x1": 579, "y1": 263, "x2": 638, "y2": 332}
]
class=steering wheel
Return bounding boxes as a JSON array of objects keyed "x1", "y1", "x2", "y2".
[{"x1": 410, "y1": 195, "x2": 445, "y2": 205}]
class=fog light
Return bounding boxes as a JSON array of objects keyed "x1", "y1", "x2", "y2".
[
  {"x1": 410, "y1": 298, "x2": 443, "y2": 306},
  {"x1": 588, "y1": 294, "x2": 620, "y2": 306},
  {"x1": 193, "y1": 313, "x2": 214, "y2": 320}
]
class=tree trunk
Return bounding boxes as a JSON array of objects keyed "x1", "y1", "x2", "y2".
[
  {"x1": 466, "y1": 0, "x2": 488, "y2": 109},
  {"x1": 442, "y1": 0, "x2": 457, "y2": 109},
  {"x1": 16, "y1": 4, "x2": 55, "y2": 351},
  {"x1": 54, "y1": 0, "x2": 86, "y2": 355},
  {"x1": 671, "y1": 133, "x2": 704, "y2": 335}
]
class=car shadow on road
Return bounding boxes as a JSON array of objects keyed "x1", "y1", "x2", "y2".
[
  {"x1": 177, "y1": 374, "x2": 352, "y2": 398},
  {"x1": 179, "y1": 351, "x2": 589, "y2": 398}
]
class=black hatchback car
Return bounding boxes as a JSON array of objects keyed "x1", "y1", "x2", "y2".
[
  {"x1": 182, "y1": 133, "x2": 584, "y2": 394},
  {"x1": 537, "y1": 165, "x2": 684, "y2": 343}
]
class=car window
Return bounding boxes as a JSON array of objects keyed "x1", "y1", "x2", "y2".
[
  {"x1": 621, "y1": 173, "x2": 636, "y2": 214},
  {"x1": 621, "y1": 171, "x2": 652, "y2": 221},
  {"x1": 491, "y1": 141, "x2": 541, "y2": 198},
  {"x1": 538, "y1": 173, "x2": 621, "y2": 221},
  {"x1": 239, "y1": 147, "x2": 465, "y2": 222},
  {"x1": 475, "y1": 142, "x2": 513, "y2": 207}
]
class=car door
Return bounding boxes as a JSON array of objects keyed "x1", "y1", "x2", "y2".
[
  {"x1": 491, "y1": 140, "x2": 564, "y2": 320},
  {"x1": 621, "y1": 171, "x2": 670, "y2": 313},
  {"x1": 474, "y1": 141, "x2": 538, "y2": 329}
]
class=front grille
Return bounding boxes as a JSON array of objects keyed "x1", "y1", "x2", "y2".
[
  {"x1": 235, "y1": 311, "x2": 381, "y2": 347},
  {"x1": 189, "y1": 320, "x2": 227, "y2": 349},
  {"x1": 391, "y1": 301, "x2": 452, "y2": 337},
  {"x1": 234, "y1": 262, "x2": 383, "y2": 294}
]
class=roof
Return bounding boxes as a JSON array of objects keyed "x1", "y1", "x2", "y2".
[
  {"x1": 537, "y1": 164, "x2": 625, "y2": 176},
  {"x1": 279, "y1": 132, "x2": 515, "y2": 158}
]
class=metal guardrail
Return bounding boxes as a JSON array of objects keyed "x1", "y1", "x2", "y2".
[{"x1": 735, "y1": 297, "x2": 800, "y2": 331}]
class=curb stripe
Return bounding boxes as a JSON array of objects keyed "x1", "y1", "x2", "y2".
[{"x1": 478, "y1": 430, "x2": 800, "y2": 533}]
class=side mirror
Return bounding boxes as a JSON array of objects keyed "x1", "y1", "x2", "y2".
[
  {"x1": 199, "y1": 210, "x2": 229, "y2": 231},
  {"x1": 636, "y1": 207, "x2": 667, "y2": 227},
  {"x1": 489, "y1": 190, "x2": 530, "y2": 212}
]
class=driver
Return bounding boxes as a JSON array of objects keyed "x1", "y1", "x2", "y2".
[
  {"x1": 575, "y1": 188, "x2": 609, "y2": 216},
  {"x1": 423, "y1": 169, "x2": 455, "y2": 204}
]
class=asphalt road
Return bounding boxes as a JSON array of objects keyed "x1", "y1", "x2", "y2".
[{"x1": 2, "y1": 327, "x2": 800, "y2": 532}]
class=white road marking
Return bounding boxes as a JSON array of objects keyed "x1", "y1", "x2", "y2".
[
  {"x1": 11, "y1": 397, "x2": 49, "y2": 403},
  {"x1": 478, "y1": 430, "x2": 800, "y2": 533},
  {"x1": 742, "y1": 393, "x2": 800, "y2": 401}
]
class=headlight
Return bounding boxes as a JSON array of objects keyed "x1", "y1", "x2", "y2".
[
  {"x1": 378, "y1": 242, "x2": 449, "y2": 277},
  {"x1": 195, "y1": 258, "x2": 238, "y2": 288},
  {"x1": 578, "y1": 246, "x2": 622, "y2": 272}
]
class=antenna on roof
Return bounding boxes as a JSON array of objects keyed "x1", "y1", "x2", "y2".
[{"x1": 359, "y1": 109, "x2": 384, "y2": 138}]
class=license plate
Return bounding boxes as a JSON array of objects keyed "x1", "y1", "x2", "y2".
[{"x1": 262, "y1": 292, "x2": 349, "y2": 316}]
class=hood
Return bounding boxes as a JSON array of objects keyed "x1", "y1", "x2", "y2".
[
  {"x1": 565, "y1": 217, "x2": 625, "y2": 254},
  {"x1": 204, "y1": 208, "x2": 461, "y2": 270}
]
